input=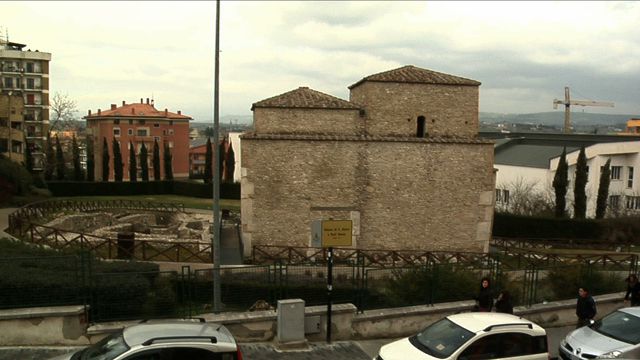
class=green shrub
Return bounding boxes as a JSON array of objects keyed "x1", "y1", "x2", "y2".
[
  {"x1": 546, "y1": 265, "x2": 625, "y2": 301},
  {"x1": 0, "y1": 157, "x2": 34, "y2": 203}
]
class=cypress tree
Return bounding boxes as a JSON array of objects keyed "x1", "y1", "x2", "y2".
[
  {"x1": 573, "y1": 146, "x2": 588, "y2": 218},
  {"x1": 164, "y1": 142, "x2": 173, "y2": 180},
  {"x1": 112, "y1": 138, "x2": 123, "y2": 182},
  {"x1": 129, "y1": 141, "x2": 137, "y2": 182},
  {"x1": 102, "y1": 137, "x2": 109, "y2": 182},
  {"x1": 44, "y1": 133, "x2": 55, "y2": 181},
  {"x1": 153, "y1": 138, "x2": 161, "y2": 181},
  {"x1": 226, "y1": 142, "x2": 235, "y2": 183},
  {"x1": 86, "y1": 138, "x2": 95, "y2": 182},
  {"x1": 595, "y1": 159, "x2": 611, "y2": 219},
  {"x1": 55, "y1": 135, "x2": 65, "y2": 180},
  {"x1": 140, "y1": 143, "x2": 149, "y2": 181},
  {"x1": 24, "y1": 135, "x2": 33, "y2": 173},
  {"x1": 552, "y1": 147, "x2": 569, "y2": 218},
  {"x1": 72, "y1": 135, "x2": 82, "y2": 181},
  {"x1": 204, "y1": 137, "x2": 212, "y2": 184}
]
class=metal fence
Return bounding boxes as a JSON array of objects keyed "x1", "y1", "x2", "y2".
[{"x1": 1, "y1": 250, "x2": 637, "y2": 323}]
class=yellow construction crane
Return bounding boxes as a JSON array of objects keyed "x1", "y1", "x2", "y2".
[{"x1": 553, "y1": 86, "x2": 614, "y2": 133}]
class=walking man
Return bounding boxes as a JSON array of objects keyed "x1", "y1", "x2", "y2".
[{"x1": 576, "y1": 287, "x2": 597, "y2": 328}]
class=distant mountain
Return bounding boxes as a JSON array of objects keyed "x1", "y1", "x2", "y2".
[{"x1": 480, "y1": 112, "x2": 636, "y2": 127}]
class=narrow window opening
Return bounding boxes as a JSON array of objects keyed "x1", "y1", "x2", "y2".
[{"x1": 416, "y1": 116, "x2": 426, "y2": 138}]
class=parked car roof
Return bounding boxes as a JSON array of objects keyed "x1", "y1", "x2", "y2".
[
  {"x1": 448, "y1": 312, "x2": 544, "y2": 333},
  {"x1": 123, "y1": 321, "x2": 237, "y2": 349}
]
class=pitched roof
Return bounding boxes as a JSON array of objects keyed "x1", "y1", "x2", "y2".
[
  {"x1": 84, "y1": 103, "x2": 192, "y2": 120},
  {"x1": 348, "y1": 65, "x2": 481, "y2": 89},
  {"x1": 251, "y1": 87, "x2": 360, "y2": 111}
]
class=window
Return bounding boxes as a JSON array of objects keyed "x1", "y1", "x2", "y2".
[
  {"x1": 626, "y1": 196, "x2": 640, "y2": 210},
  {"x1": 168, "y1": 129, "x2": 174, "y2": 135},
  {"x1": 113, "y1": 119, "x2": 120, "y2": 124},
  {"x1": 137, "y1": 128, "x2": 149, "y2": 136},
  {"x1": 611, "y1": 166, "x2": 622, "y2": 180},
  {"x1": 154, "y1": 123, "x2": 159, "y2": 127},
  {"x1": 628, "y1": 167, "x2": 634, "y2": 188},
  {"x1": 416, "y1": 116, "x2": 426, "y2": 138},
  {"x1": 609, "y1": 195, "x2": 620, "y2": 209},
  {"x1": 4, "y1": 77, "x2": 13, "y2": 88},
  {"x1": 26, "y1": 62, "x2": 34, "y2": 73},
  {"x1": 128, "y1": 119, "x2": 133, "y2": 125},
  {"x1": 458, "y1": 333, "x2": 547, "y2": 360},
  {"x1": 113, "y1": 128, "x2": 121, "y2": 136},
  {"x1": 138, "y1": 120, "x2": 146, "y2": 125},
  {"x1": 128, "y1": 129, "x2": 133, "y2": 135},
  {"x1": 169, "y1": 120, "x2": 173, "y2": 125},
  {"x1": 26, "y1": 78, "x2": 35, "y2": 89}
]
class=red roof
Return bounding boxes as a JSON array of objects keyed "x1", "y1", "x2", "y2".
[
  {"x1": 84, "y1": 103, "x2": 192, "y2": 120},
  {"x1": 252, "y1": 87, "x2": 360, "y2": 111}
]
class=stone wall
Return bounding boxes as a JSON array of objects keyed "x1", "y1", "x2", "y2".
[
  {"x1": 241, "y1": 136, "x2": 494, "y2": 253},
  {"x1": 349, "y1": 82, "x2": 479, "y2": 138},
  {"x1": 253, "y1": 108, "x2": 362, "y2": 135},
  {"x1": 7, "y1": 293, "x2": 625, "y2": 345}
]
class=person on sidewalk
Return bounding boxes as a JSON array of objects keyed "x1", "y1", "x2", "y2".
[
  {"x1": 624, "y1": 274, "x2": 640, "y2": 306},
  {"x1": 576, "y1": 286, "x2": 597, "y2": 328},
  {"x1": 474, "y1": 277, "x2": 493, "y2": 312},
  {"x1": 495, "y1": 290, "x2": 514, "y2": 314}
]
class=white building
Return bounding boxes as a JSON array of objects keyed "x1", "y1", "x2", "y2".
[{"x1": 487, "y1": 133, "x2": 640, "y2": 218}]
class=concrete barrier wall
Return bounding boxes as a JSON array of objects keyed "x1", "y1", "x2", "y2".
[
  {"x1": 0, "y1": 306, "x2": 89, "y2": 346},
  {"x1": 0, "y1": 292, "x2": 627, "y2": 345}
]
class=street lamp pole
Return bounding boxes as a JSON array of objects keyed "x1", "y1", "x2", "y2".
[{"x1": 212, "y1": 0, "x2": 222, "y2": 314}]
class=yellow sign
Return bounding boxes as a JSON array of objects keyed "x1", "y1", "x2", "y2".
[{"x1": 321, "y1": 220, "x2": 353, "y2": 247}]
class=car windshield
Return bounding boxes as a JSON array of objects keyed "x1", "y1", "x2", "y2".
[
  {"x1": 73, "y1": 332, "x2": 130, "y2": 360},
  {"x1": 591, "y1": 310, "x2": 640, "y2": 344},
  {"x1": 410, "y1": 318, "x2": 474, "y2": 358}
]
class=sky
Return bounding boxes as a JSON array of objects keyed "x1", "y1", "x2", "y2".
[{"x1": 3, "y1": 1, "x2": 640, "y2": 123}]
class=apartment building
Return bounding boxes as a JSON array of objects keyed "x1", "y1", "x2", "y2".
[
  {"x1": 0, "y1": 91, "x2": 25, "y2": 163},
  {"x1": 84, "y1": 98, "x2": 191, "y2": 181},
  {"x1": 486, "y1": 132, "x2": 640, "y2": 217},
  {"x1": 0, "y1": 38, "x2": 51, "y2": 170}
]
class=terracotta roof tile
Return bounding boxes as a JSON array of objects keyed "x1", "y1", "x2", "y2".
[
  {"x1": 84, "y1": 103, "x2": 192, "y2": 120},
  {"x1": 252, "y1": 87, "x2": 360, "y2": 111},
  {"x1": 240, "y1": 132, "x2": 493, "y2": 145},
  {"x1": 349, "y1": 65, "x2": 481, "y2": 89}
]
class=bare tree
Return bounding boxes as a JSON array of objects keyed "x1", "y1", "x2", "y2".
[
  {"x1": 50, "y1": 92, "x2": 78, "y2": 132},
  {"x1": 498, "y1": 177, "x2": 554, "y2": 217}
]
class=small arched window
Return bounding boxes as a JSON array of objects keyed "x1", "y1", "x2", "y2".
[{"x1": 416, "y1": 116, "x2": 426, "y2": 138}]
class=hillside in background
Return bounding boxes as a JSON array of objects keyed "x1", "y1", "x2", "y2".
[{"x1": 480, "y1": 112, "x2": 636, "y2": 127}]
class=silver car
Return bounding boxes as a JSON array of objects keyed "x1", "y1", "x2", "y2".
[
  {"x1": 559, "y1": 307, "x2": 640, "y2": 360},
  {"x1": 48, "y1": 319, "x2": 242, "y2": 360}
]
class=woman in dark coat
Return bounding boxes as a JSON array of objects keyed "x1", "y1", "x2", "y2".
[
  {"x1": 495, "y1": 290, "x2": 514, "y2": 314},
  {"x1": 474, "y1": 277, "x2": 493, "y2": 312}
]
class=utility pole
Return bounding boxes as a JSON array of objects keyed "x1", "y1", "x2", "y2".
[
  {"x1": 553, "y1": 86, "x2": 614, "y2": 134},
  {"x1": 212, "y1": 0, "x2": 222, "y2": 313}
]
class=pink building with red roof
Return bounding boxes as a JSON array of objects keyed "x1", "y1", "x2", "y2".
[{"x1": 84, "y1": 98, "x2": 191, "y2": 181}]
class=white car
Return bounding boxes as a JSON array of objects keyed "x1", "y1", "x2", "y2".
[
  {"x1": 48, "y1": 319, "x2": 242, "y2": 360},
  {"x1": 559, "y1": 307, "x2": 640, "y2": 360},
  {"x1": 375, "y1": 312, "x2": 548, "y2": 360}
]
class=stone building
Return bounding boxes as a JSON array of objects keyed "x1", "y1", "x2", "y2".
[{"x1": 240, "y1": 65, "x2": 496, "y2": 256}]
